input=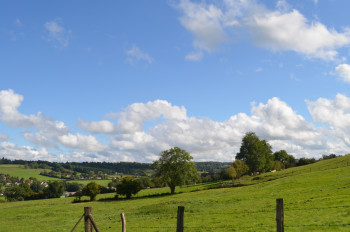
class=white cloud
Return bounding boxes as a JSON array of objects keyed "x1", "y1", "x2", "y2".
[
  {"x1": 0, "y1": 141, "x2": 57, "y2": 161},
  {"x1": 3, "y1": 89, "x2": 350, "y2": 162},
  {"x1": 58, "y1": 133, "x2": 107, "y2": 152},
  {"x1": 116, "y1": 100, "x2": 187, "y2": 134},
  {"x1": 248, "y1": 9, "x2": 350, "y2": 60},
  {"x1": 78, "y1": 119, "x2": 116, "y2": 134},
  {"x1": 23, "y1": 132, "x2": 57, "y2": 148},
  {"x1": 307, "y1": 94, "x2": 350, "y2": 129},
  {"x1": 335, "y1": 64, "x2": 350, "y2": 83},
  {"x1": 44, "y1": 19, "x2": 71, "y2": 48},
  {"x1": 0, "y1": 89, "x2": 106, "y2": 154},
  {"x1": 126, "y1": 45, "x2": 154, "y2": 65},
  {"x1": 306, "y1": 94, "x2": 350, "y2": 152},
  {"x1": 178, "y1": 0, "x2": 227, "y2": 51},
  {"x1": 175, "y1": 0, "x2": 350, "y2": 61},
  {"x1": 185, "y1": 51, "x2": 203, "y2": 61},
  {"x1": 104, "y1": 98, "x2": 323, "y2": 161}
]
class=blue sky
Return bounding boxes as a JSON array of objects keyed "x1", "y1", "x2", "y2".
[{"x1": 1, "y1": 0, "x2": 350, "y2": 162}]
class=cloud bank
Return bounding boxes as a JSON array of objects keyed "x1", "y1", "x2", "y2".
[
  {"x1": 1, "y1": 89, "x2": 350, "y2": 162},
  {"x1": 177, "y1": 0, "x2": 350, "y2": 61}
]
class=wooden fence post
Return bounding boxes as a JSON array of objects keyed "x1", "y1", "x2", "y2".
[
  {"x1": 84, "y1": 207, "x2": 93, "y2": 232},
  {"x1": 276, "y1": 199, "x2": 284, "y2": 232},
  {"x1": 121, "y1": 212, "x2": 126, "y2": 232},
  {"x1": 177, "y1": 206, "x2": 185, "y2": 232}
]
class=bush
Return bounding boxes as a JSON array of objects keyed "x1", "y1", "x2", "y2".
[{"x1": 116, "y1": 177, "x2": 141, "y2": 199}]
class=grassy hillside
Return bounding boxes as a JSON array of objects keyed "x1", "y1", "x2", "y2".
[
  {"x1": 0, "y1": 164, "x2": 60, "y2": 181},
  {"x1": 0, "y1": 164, "x2": 112, "y2": 186},
  {"x1": 1, "y1": 155, "x2": 350, "y2": 231}
]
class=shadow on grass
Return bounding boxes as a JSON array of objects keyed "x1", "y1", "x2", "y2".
[{"x1": 98, "y1": 192, "x2": 175, "y2": 202}]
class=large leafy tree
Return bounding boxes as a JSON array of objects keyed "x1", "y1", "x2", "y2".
[
  {"x1": 152, "y1": 147, "x2": 198, "y2": 194},
  {"x1": 236, "y1": 132, "x2": 273, "y2": 173},
  {"x1": 116, "y1": 177, "x2": 141, "y2": 199}
]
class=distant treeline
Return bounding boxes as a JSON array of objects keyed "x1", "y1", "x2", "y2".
[{"x1": 0, "y1": 157, "x2": 232, "y2": 176}]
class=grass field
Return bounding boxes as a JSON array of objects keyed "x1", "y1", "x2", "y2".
[
  {"x1": 1, "y1": 156, "x2": 350, "y2": 231},
  {"x1": 0, "y1": 164, "x2": 60, "y2": 181},
  {"x1": 0, "y1": 164, "x2": 114, "y2": 186}
]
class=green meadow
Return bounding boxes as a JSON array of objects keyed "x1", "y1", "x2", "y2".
[
  {"x1": 0, "y1": 164, "x2": 59, "y2": 181},
  {"x1": 1, "y1": 156, "x2": 350, "y2": 231}
]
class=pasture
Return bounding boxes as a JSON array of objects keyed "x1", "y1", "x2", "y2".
[
  {"x1": 0, "y1": 164, "x2": 59, "y2": 181},
  {"x1": 1, "y1": 156, "x2": 350, "y2": 231}
]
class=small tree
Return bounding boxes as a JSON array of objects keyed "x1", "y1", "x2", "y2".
[
  {"x1": 232, "y1": 159, "x2": 249, "y2": 180},
  {"x1": 82, "y1": 182, "x2": 100, "y2": 201},
  {"x1": 152, "y1": 147, "x2": 198, "y2": 194},
  {"x1": 116, "y1": 177, "x2": 141, "y2": 199},
  {"x1": 227, "y1": 166, "x2": 237, "y2": 184}
]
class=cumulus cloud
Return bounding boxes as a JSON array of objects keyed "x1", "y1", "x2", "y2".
[
  {"x1": 78, "y1": 119, "x2": 116, "y2": 134},
  {"x1": 0, "y1": 89, "x2": 106, "y2": 156},
  {"x1": 306, "y1": 94, "x2": 350, "y2": 151},
  {"x1": 335, "y1": 64, "x2": 350, "y2": 83},
  {"x1": 178, "y1": 0, "x2": 227, "y2": 51},
  {"x1": 175, "y1": 0, "x2": 350, "y2": 60},
  {"x1": 3, "y1": 89, "x2": 350, "y2": 162},
  {"x1": 102, "y1": 98, "x2": 323, "y2": 161},
  {"x1": 307, "y1": 94, "x2": 350, "y2": 129},
  {"x1": 248, "y1": 10, "x2": 350, "y2": 60},
  {"x1": 44, "y1": 19, "x2": 71, "y2": 48},
  {"x1": 58, "y1": 133, "x2": 108, "y2": 152},
  {"x1": 0, "y1": 141, "x2": 57, "y2": 161},
  {"x1": 126, "y1": 45, "x2": 154, "y2": 65}
]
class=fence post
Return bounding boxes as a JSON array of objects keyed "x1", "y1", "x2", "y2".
[
  {"x1": 276, "y1": 199, "x2": 284, "y2": 232},
  {"x1": 84, "y1": 207, "x2": 93, "y2": 232},
  {"x1": 177, "y1": 206, "x2": 185, "y2": 232},
  {"x1": 121, "y1": 212, "x2": 126, "y2": 232}
]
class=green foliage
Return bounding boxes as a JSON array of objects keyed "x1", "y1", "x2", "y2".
[
  {"x1": 227, "y1": 166, "x2": 237, "y2": 183},
  {"x1": 232, "y1": 159, "x2": 249, "y2": 179},
  {"x1": 82, "y1": 182, "x2": 100, "y2": 201},
  {"x1": 236, "y1": 132, "x2": 273, "y2": 173},
  {"x1": 30, "y1": 179, "x2": 44, "y2": 192},
  {"x1": 116, "y1": 176, "x2": 141, "y2": 199},
  {"x1": 297, "y1": 157, "x2": 317, "y2": 166},
  {"x1": 44, "y1": 181, "x2": 64, "y2": 198},
  {"x1": 4, "y1": 184, "x2": 33, "y2": 201},
  {"x1": 272, "y1": 160, "x2": 284, "y2": 170},
  {"x1": 273, "y1": 150, "x2": 296, "y2": 168},
  {"x1": 152, "y1": 147, "x2": 199, "y2": 194},
  {"x1": 138, "y1": 177, "x2": 152, "y2": 189},
  {"x1": 65, "y1": 182, "x2": 82, "y2": 192}
]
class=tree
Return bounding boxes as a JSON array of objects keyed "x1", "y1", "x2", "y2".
[
  {"x1": 236, "y1": 132, "x2": 273, "y2": 173},
  {"x1": 152, "y1": 147, "x2": 198, "y2": 194},
  {"x1": 4, "y1": 184, "x2": 33, "y2": 201},
  {"x1": 82, "y1": 182, "x2": 100, "y2": 201},
  {"x1": 116, "y1": 177, "x2": 141, "y2": 199},
  {"x1": 44, "y1": 181, "x2": 64, "y2": 198},
  {"x1": 273, "y1": 150, "x2": 296, "y2": 168},
  {"x1": 227, "y1": 166, "x2": 237, "y2": 184}
]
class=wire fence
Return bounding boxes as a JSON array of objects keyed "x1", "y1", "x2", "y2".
[{"x1": 71, "y1": 200, "x2": 350, "y2": 232}]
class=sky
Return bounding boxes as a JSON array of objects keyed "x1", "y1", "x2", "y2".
[{"x1": 1, "y1": 0, "x2": 350, "y2": 163}]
